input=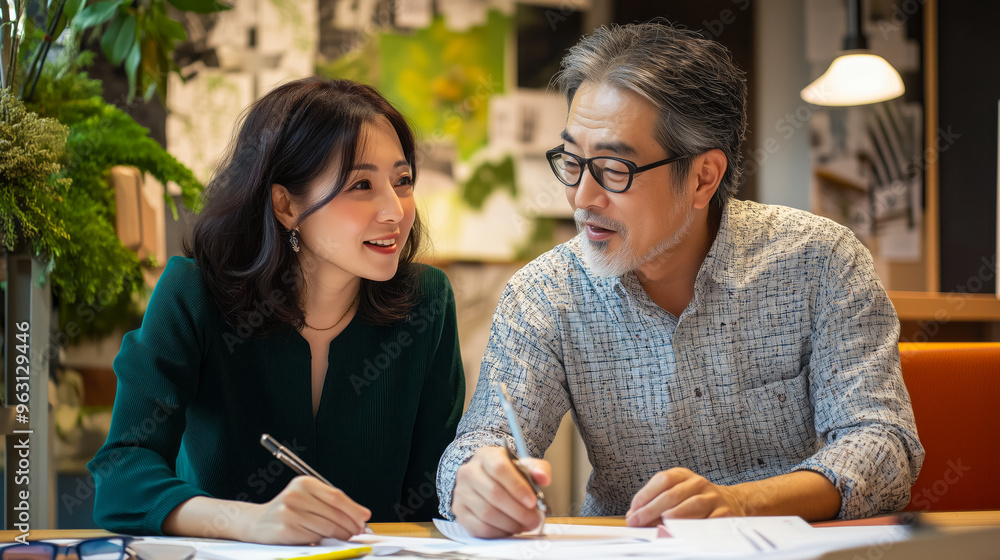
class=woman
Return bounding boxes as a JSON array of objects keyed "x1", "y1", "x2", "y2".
[{"x1": 89, "y1": 77, "x2": 465, "y2": 544}]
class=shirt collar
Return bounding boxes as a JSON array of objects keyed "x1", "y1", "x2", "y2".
[{"x1": 697, "y1": 198, "x2": 743, "y2": 290}]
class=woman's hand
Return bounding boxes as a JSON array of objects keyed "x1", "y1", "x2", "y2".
[
  {"x1": 242, "y1": 476, "x2": 372, "y2": 544},
  {"x1": 164, "y1": 476, "x2": 371, "y2": 545}
]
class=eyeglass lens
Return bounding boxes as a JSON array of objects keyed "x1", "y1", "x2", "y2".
[
  {"x1": 550, "y1": 153, "x2": 632, "y2": 191},
  {"x1": 1, "y1": 538, "x2": 127, "y2": 560},
  {"x1": 1, "y1": 544, "x2": 54, "y2": 560},
  {"x1": 78, "y1": 538, "x2": 128, "y2": 560}
]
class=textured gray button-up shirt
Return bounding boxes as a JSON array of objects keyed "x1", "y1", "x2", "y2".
[{"x1": 437, "y1": 199, "x2": 924, "y2": 520}]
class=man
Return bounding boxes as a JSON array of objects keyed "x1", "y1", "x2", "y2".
[{"x1": 436, "y1": 21, "x2": 924, "y2": 538}]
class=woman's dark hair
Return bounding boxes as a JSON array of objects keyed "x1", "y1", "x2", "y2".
[{"x1": 184, "y1": 77, "x2": 423, "y2": 335}]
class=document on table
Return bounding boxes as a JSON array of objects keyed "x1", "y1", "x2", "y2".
[
  {"x1": 430, "y1": 518, "x2": 680, "y2": 559},
  {"x1": 433, "y1": 518, "x2": 659, "y2": 545},
  {"x1": 660, "y1": 516, "x2": 910, "y2": 558},
  {"x1": 121, "y1": 517, "x2": 914, "y2": 560},
  {"x1": 136, "y1": 537, "x2": 372, "y2": 560},
  {"x1": 427, "y1": 517, "x2": 912, "y2": 559}
]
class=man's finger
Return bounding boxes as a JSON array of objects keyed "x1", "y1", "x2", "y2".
[
  {"x1": 629, "y1": 469, "x2": 685, "y2": 515},
  {"x1": 663, "y1": 493, "x2": 716, "y2": 519},
  {"x1": 454, "y1": 491, "x2": 529, "y2": 537},
  {"x1": 483, "y1": 450, "x2": 544, "y2": 511},
  {"x1": 628, "y1": 471, "x2": 708, "y2": 526},
  {"x1": 517, "y1": 457, "x2": 552, "y2": 487}
]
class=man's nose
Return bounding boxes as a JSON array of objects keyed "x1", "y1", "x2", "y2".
[{"x1": 573, "y1": 165, "x2": 609, "y2": 210}]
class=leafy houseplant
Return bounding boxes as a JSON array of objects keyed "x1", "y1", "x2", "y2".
[
  {"x1": 69, "y1": 0, "x2": 231, "y2": 102},
  {"x1": 26, "y1": 49, "x2": 205, "y2": 338},
  {"x1": 0, "y1": 89, "x2": 71, "y2": 267},
  {"x1": 2, "y1": 0, "x2": 229, "y2": 341}
]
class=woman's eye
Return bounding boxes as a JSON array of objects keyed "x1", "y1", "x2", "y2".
[
  {"x1": 350, "y1": 180, "x2": 372, "y2": 191},
  {"x1": 396, "y1": 175, "x2": 414, "y2": 188}
]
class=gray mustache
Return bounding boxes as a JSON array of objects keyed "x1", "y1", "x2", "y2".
[{"x1": 574, "y1": 209, "x2": 627, "y2": 236}]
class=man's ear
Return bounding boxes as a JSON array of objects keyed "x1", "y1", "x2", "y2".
[
  {"x1": 271, "y1": 184, "x2": 297, "y2": 230},
  {"x1": 690, "y1": 149, "x2": 727, "y2": 210}
]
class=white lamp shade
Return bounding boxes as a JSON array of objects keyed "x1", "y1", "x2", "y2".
[{"x1": 801, "y1": 52, "x2": 905, "y2": 106}]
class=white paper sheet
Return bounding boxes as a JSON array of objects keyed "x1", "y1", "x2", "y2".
[
  {"x1": 662, "y1": 516, "x2": 814, "y2": 554},
  {"x1": 434, "y1": 518, "x2": 658, "y2": 546},
  {"x1": 661, "y1": 517, "x2": 911, "y2": 558},
  {"x1": 135, "y1": 536, "x2": 372, "y2": 560}
]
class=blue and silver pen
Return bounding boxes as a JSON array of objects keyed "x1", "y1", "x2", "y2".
[{"x1": 495, "y1": 382, "x2": 550, "y2": 517}]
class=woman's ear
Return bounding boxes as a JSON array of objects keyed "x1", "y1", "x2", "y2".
[{"x1": 271, "y1": 184, "x2": 297, "y2": 230}]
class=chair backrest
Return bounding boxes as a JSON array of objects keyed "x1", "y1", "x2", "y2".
[{"x1": 898, "y1": 342, "x2": 1000, "y2": 511}]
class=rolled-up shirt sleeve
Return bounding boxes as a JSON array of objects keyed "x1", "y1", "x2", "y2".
[{"x1": 796, "y1": 230, "x2": 924, "y2": 519}]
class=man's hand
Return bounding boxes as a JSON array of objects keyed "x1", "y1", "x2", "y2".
[
  {"x1": 452, "y1": 446, "x2": 551, "y2": 538},
  {"x1": 626, "y1": 468, "x2": 746, "y2": 526}
]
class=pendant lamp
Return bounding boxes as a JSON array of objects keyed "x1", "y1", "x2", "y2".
[{"x1": 801, "y1": 0, "x2": 905, "y2": 106}]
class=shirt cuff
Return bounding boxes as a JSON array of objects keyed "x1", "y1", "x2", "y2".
[{"x1": 436, "y1": 432, "x2": 514, "y2": 519}]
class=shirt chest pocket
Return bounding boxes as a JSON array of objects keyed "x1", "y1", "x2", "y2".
[
  {"x1": 729, "y1": 294, "x2": 811, "y2": 389},
  {"x1": 733, "y1": 373, "x2": 817, "y2": 462}
]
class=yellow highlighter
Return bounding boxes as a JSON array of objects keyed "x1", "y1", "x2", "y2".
[{"x1": 280, "y1": 545, "x2": 372, "y2": 560}]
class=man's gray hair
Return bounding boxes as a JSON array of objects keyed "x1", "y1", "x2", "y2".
[{"x1": 553, "y1": 20, "x2": 747, "y2": 206}]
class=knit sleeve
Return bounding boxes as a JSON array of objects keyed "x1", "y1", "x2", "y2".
[{"x1": 88, "y1": 257, "x2": 214, "y2": 535}]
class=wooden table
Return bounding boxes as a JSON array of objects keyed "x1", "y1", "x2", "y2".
[{"x1": 8, "y1": 511, "x2": 998, "y2": 541}]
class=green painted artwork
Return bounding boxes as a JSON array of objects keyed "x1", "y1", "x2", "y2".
[
  {"x1": 318, "y1": 11, "x2": 508, "y2": 161},
  {"x1": 379, "y1": 11, "x2": 507, "y2": 160}
]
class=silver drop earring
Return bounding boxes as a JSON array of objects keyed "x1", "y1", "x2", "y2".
[{"x1": 290, "y1": 228, "x2": 300, "y2": 253}]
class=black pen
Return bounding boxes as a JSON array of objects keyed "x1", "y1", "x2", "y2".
[
  {"x1": 261, "y1": 433, "x2": 334, "y2": 485},
  {"x1": 260, "y1": 433, "x2": 373, "y2": 534}
]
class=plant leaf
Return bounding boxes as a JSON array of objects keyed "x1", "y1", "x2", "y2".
[
  {"x1": 66, "y1": 0, "x2": 90, "y2": 20},
  {"x1": 108, "y1": 13, "x2": 136, "y2": 64},
  {"x1": 72, "y1": 0, "x2": 124, "y2": 31},
  {"x1": 154, "y1": 13, "x2": 187, "y2": 44},
  {"x1": 166, "y1": 0, "x2": 233, "y2": 14},
  {"x1": 124, "y1": 41, "x2": 140, "y2": 100},
  {"x1": 99, "y1": 13, "x2": 124, "y2": 61}
]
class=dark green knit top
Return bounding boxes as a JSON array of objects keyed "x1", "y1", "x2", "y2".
[{"x1": 89, "y1": 257, "x2": 465, "y2": 535}]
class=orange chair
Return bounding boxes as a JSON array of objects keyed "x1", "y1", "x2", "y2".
[{"x1": 898, "y1": 342, "x2": 1000, "y2": 511}]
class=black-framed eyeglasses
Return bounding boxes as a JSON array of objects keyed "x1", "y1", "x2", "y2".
[
  {"x1": 0, "y1": 537, "x2": 134, "y2": 560},
  {"x1": 545, "y1": 145, "x2": 690, "y2": 193}
]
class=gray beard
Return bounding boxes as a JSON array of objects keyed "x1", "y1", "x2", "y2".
[{"x1": 576, "y1": 204, "x2": 694, "y2": 278}]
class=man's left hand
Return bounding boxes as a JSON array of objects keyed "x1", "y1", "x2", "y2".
[{"x1": 626, "y1": 468, "x2": 746, "y2": 526}]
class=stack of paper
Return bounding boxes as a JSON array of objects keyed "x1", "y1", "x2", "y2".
[{"x1": 81, "y1": 515, "x2": 997, "y2": 559}]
